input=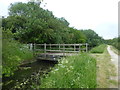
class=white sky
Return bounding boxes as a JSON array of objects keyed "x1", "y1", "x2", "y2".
[{"x1": 0, "y1": 0, "x2": 119, "y2": 39}]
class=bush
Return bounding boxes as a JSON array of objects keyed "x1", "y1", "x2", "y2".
[
  {"x1": 39, "y1": 53, "x2": 96, "y2": 88},
  {"x1": 90, "y1": 44, "x2": 107, "y2": 53},
  {"x1": 2, "y1": 30, "x2": 33, "y2": 77}
]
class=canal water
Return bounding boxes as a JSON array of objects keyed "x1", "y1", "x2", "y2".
[{"x1": 2, "y1": 60, "x2": 57, "y2": 90}]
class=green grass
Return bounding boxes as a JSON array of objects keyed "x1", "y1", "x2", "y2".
[
  {"x1": 38, "y1": 53, "x2": 96, "y2": 88},
  {"x1": 109, "y1": 80, "x2": 118, "y2": 85},
  {"x1": 90, "y1": 44, "x2": 107, "y2": 53},
  {"x1": 2, "y1": 39, "x2": 34, "y2": 77},
  {"x1": 91, "y1": 46, "x2": 118, "y2": 88}
]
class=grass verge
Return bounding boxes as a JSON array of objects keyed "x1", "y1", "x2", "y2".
[
  {"x1": 90, "y1": 44, "x2": 107, "y2": 53},
  {"x1": 38, "y1": 53, "x2": 96, "y2": 88},
  {"x1": 91, "y1": 46, "x2": 117, "y2": 88}
]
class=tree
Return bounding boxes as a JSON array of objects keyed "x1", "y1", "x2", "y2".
[
  {"x1": 2, "y1": 2, "x2": 87, "y2": 44},
  {"x1": 81, "y1": 29, "x2": 104, "y2": 47},
  {"x1": 107, "y1": 37, "x2": 120, "y2": 50}
]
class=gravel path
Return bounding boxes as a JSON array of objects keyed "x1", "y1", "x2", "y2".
[
  {"x1": 107, "y1": 45, "x2": 119, "y2": 88},
  {"x1": 107, "y1": 46, "x2": 118, "y2": 70}
]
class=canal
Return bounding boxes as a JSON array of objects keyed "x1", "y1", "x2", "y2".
[{"x1": 2, "y1": 60, "x2": 57, "y2": 90}]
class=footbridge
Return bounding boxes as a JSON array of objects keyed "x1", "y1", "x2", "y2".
[{"x1": 28, "y1": 43, "x2": 88, "y2": 61}]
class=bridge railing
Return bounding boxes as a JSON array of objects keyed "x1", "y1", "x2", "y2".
[{"x1": 28, "y1": 43, "x2": 88, "y2": 56}]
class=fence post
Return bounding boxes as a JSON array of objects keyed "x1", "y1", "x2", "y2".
[
  {"x1": 63, "y1": 44, "x2": 65, "y2": 56},
  {"x1": 79, "y1": 44, "x2": 81, "y2": 52},
  {"x1": 50, "y1": 43, "x2": 51, "y2": 50},
  {"x1": 59, "y1": 44, "x2": 60, "y2": 50},
  {"x1": 44, "y1": 43, "x2": 46, "y2": 57},
  {"x1": 74, "y1": 44, "x2": 76, "y2": 52},
  {"x1": 29, "y1": 43, "x2": 33, "y2": 51},
  {"x1": 86, "y1": 43, "x2": 88, "y2": 52}
]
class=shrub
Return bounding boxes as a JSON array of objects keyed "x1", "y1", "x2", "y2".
[{"x1": 2, "y1": 30, "x2": 33, "y2": 77}]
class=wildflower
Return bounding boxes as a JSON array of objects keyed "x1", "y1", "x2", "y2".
[
  {"x1": 70, "y1": 66, "x2": 74, "y2": 69},
  {"x1": 65, "y1": 60, "x2": 68, "y2": 63},
  {"x1": 54, "y1": 68, "x2": 59, "y2": 71}
]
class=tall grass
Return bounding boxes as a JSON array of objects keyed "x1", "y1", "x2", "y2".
[
  {"x1": 90, "y1": 44, "x2": 107, "y2": 53},
  {"x1": 39, "y1": 53, "x2": 96, "y2": 88},
  {"x1": 2, "y1": 31, "x2": 34, "y2": 77}
]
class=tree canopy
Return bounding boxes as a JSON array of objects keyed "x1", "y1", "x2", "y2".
[
  {"x1": 81, "y1": 29, "x2": 104, "y2": 47},
  {"x1": 2, "y1": 2, "x2": 87, "y2": 44},
  {"x1": 105, "y1": 37, "x2": 120, "y2": 50},
  {"x1": 2, "y1": 1, "x2": 105, "y2": 47}
]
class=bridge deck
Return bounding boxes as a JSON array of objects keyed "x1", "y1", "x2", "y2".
[
  {"x1": 36, "y1": 53, "x2": 79, "y2": 61},
  {"x1": 37, "y1": 52, "x2": 79, "y2": 56}
]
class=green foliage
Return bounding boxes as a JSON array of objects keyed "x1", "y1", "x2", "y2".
[
  {"x1": 2, "y1": 30, "x2": 33, "y2": 77},
  {"x1": 69, "y1": 28, "x2": 86, "y2": 43},
  {"x1": 39, "y1": 53, "x2": 96, "y2": 88},
  {"x1": 90, "y1": 44, "x2": 107, "y2": 53},
  {"x1": 105, "y1": 37, "x2": 120, "y2": 51},
  {"x1": 2, "y1": 2, "x2": 87, "y2": 44},
  {"x1": 81, "y1": 29, "x2": 104, "y2": 47}
]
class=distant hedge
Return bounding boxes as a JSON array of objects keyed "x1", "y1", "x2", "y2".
[{"x1": 90, "y1": 44, "x2": 107, "y2": 53}]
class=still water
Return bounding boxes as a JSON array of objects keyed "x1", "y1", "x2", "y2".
[{"x1": 2, "y1": 60, "x2": 57, "y2": 90}]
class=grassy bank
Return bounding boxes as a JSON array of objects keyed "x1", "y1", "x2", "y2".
[
  {"x1": 2, "y1": 31, "x2": 34, "y2": 77},
  {"x1": 91, "y1": 46, "x2": 117, "y2": 88},
  {"x1": 90, "y1": 44, "x2": 107, "y2": 53},
  {"x1": 38, "y1": 53, "x2": 96, "y2": 88}
]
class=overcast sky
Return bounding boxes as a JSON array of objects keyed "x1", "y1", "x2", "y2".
[{"x1": 0, "y1": 0, "x2": 119, "y2": 39}]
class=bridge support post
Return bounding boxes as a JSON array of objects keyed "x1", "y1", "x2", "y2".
[
  {"x1": 79, "y1": 44, "x2": 81, "y2": 53},
  {"x1": 44, "y1": 43, "x2": 46, "y2": 57},
  {"x1": 59, "y1": 44, "x2": 60, "y2": 50},
  {"x1": 63, "y1": 44, "x2": 65, "y2": 56},
  {"x1": 74, "y1": 44, "x2": 76, "y2": 52},
  {"x1": 86, "y1": 43, "x2": 88, "y2": 52},
  {"x1": 50, "y1": 44, "x2": 51, "y2": 50},
  {"x1": 29, "y1": 43, "x2": 33, "y2": 51}
]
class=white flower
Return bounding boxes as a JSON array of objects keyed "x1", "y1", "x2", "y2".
[
  {"x1": 54, "y1": 68, "x2": 59, "y2": 71},
  {"x1": 70, "y1": 66, "x2": 74, "y2": 69}
]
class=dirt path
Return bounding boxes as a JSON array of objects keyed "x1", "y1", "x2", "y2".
[{"x1": 107, "y1": 45, "x2": 119, "y2": 88}]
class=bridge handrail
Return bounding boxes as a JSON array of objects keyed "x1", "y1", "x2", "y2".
[
  {"x1": 28, "y1": 43, "x2": 88, "y2": 55},
  {"x1": 34, "y1": 43, "x2": 87, "y2": 46}
]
